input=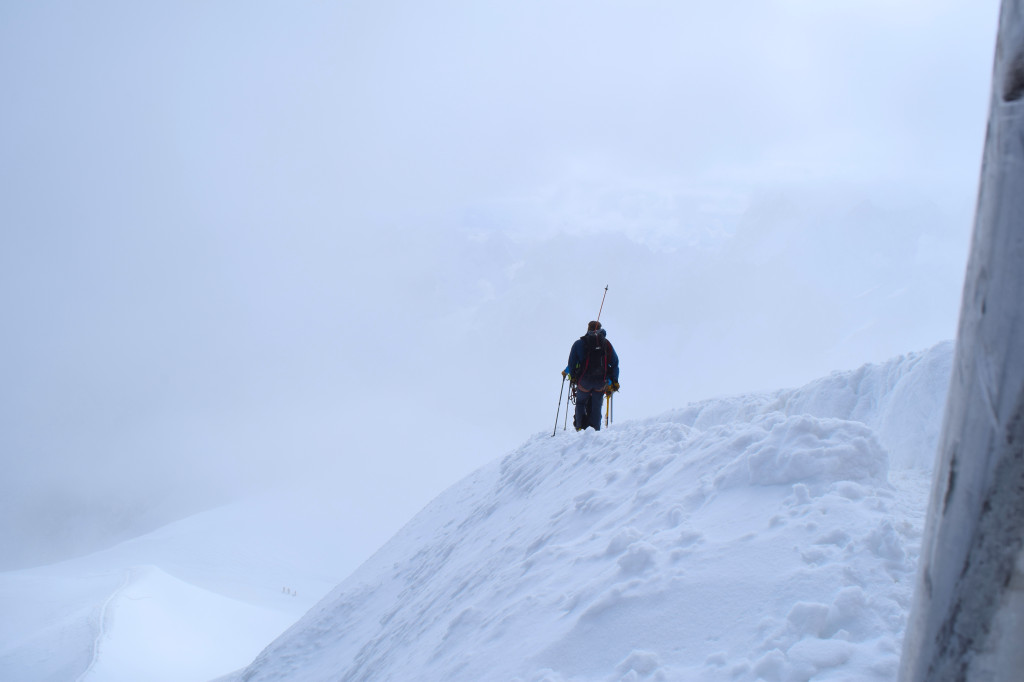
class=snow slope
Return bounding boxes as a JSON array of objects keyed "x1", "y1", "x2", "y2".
[
  {"x1": 227, "y1": 342, "x2": 952, "y2": 682},
  {"x1": 0, "y1": 492, "x2": 378, "y2": 682}
]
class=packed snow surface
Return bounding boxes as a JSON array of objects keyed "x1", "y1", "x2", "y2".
[{"x1": 227, "y1": 342, "x2": 952, "y2": 682}]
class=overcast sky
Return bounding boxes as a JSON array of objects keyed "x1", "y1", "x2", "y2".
[{"x1": 0, "y1": 0, "x2": 1001, "y2": 569}]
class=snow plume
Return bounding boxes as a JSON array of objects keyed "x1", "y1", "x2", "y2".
[{"x1": 226, "y1": 343, "x2": 950, "y2": 682}]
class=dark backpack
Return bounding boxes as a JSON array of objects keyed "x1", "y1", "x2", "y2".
[{"x1": 579, "y1": 333, "x2": 608, "y2": 386}]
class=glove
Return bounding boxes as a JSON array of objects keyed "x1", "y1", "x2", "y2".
[
  {"x1": 611, "y1": 381, "x2": 620, "y2": 392},
  {"x1": 562, "y1": 370, "x2": 569, "y2": 379}
]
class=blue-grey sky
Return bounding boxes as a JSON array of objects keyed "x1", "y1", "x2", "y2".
[{"x1": 0, "y1": 0, "x2": 1000, "y2": 569}]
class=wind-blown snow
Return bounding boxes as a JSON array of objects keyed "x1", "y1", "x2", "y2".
[{"x1": 225, "y1": 342, "x2": 952, "y2": 682}]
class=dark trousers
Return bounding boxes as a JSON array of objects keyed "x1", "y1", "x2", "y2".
[{"x1": 575, "y1": 389, "x2": 604, "y2": 431}]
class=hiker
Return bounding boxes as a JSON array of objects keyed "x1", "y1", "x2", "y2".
[{"x1": 562, "y1": 321, "x2": 620, "y2": 431}]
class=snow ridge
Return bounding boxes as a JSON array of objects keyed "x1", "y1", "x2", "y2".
[
  {"x1": 229, "y1": 343, "x2": 951, "y2": 682},
  {"x1": 75, "y1": 569, "x2": 131, "y2": 682}
]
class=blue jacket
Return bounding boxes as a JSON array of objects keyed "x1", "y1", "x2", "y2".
[{"x1": 566, "y1": 331, "x2": 619, "y2": 391}]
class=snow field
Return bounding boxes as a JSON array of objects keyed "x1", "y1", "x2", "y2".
[
  {"x1": 0, "y1": 493, "x2": 374, "y2": 682},
  {"x1": 78, "y1": 566, "x2": 292, "y2": 682},
  {"x1": 0, "y1": 343, "x2": 950, "y2": 681},
  {"x1": 230, "y1": 343, "x2": 950, "y2": 681},
  {"x1": 0, "y1": 570, "x2": 120, "y2": 682}
]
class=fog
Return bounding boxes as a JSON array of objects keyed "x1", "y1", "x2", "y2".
[{"x1": 0, "y1": 0, "x2": 999, "y2": 570}]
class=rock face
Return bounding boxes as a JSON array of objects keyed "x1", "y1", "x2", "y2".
[{"x1": 899, "y1": 2, "x2": 1024, "y2": 679}]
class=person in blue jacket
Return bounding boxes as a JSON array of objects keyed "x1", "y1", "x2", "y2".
[{"x1": 562, "y1": 321, "x2": 620, "y2": 431}]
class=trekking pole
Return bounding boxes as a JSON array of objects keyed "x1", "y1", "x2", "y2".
[
  {"x1": 605, "y1": 392, "x2": 610, "y2": 428},
  {"x1": 553, "y1": 375, "x2": 566, "y2": 437},
  {"x1": 610, "y1": 391, "x2": 614, "y2": 425},
  {"x1": 597, "y1": 285, "x2": 609, "y2": 322},
  {"x1": 564, "y1": 381, "x2": 573, "y2": 430}
]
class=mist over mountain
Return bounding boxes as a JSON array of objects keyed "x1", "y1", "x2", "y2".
[
  {"x1": 0, "y1": 0, "x2": 997, "y2": 652},
  {"x1": 0, "y1": 184, "x2": 968, "y2": 573}
]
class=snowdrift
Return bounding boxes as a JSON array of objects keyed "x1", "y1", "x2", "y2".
[{"x1": 227, "y1": 342, "x2": 952, "y2": 682}]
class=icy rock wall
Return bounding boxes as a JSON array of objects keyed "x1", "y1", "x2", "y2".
[{"x1": 899, "y1": 1, "x2": 1024, "y2": 679}]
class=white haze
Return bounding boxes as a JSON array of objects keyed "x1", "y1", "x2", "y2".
[{"x1": 0, "y1": 0, "x2": 999, "y2": 569}]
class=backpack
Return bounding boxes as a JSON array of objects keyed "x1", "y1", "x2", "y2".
[{"x1": 578, "y1": 333, "x2": 608, "y2": 387}]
